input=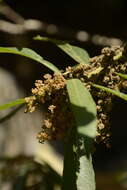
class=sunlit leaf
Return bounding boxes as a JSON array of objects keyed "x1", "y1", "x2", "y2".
[
  {"x1": 0, "y1": 47, "x2": 60, "y2": 73},
  {"x1": 0, "y1": 98, "x2": 25, "y2": 110},
  {"x1": 93, "y1": 84, "x2": 127, "y2": 101},
  {"x1": 0, "y1": 104, "x2": 23, "y2": 123},
  {"x1": 63, "y1": 79, "x2": 96, "y2": 190},
  {"x1": 34, "y1": 35, "x2": 90, "y2": 65},
  {"x1": 115, "y1": 72, "x2": 127, "y2": 80},
  {"x1": 62, "y1": 130, "x2": 96, "y2": 190},
  {"x1": 66, "y1": 79, "x2": 97, "y2": 138}
]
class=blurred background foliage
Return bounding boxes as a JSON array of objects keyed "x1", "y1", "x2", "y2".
[{"x1": 0, "y1": 0, "x2": 127, "y2": 189}]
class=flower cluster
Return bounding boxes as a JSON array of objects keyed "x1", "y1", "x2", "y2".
[
  {"x1": 25, "y1": 45, "x2": 127, "y2": 146},
  {"x1": 25, "y1": 74, "x2": 73, "y2": 143}
]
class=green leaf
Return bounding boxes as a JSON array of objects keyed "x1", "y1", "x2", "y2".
[
  {"x1": 34, "y1": 35, "x2": 90, "y2": 65},
  {"x1": 62, "y1": 79, "x2": 96, "y2": 190},
  {"x1": 0, "y1": 47, "x2": 60, "y2": 73},
  {"x1": 0, "y1": 98, "x2": 25, "y2": 110},
  {"x1": 76, "y1": 145, "x2": 95, "y2": 190},
  {"x1": 115, "y1": 72, "x2": 127, "y2": 80},
  {"x1": 92, "y1": 84, "x2": 127, "y2": 101},
  {"x1": 66, "y1": 79, "x2": 97, "y2": 138},
  {"x1": 0, "y1": 104, "x2": 23, "y2": 123},
  {"x1": 62, "y1": 122, "x2": 96, "y2": 190}
]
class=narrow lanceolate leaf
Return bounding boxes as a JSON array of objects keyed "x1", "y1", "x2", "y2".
[
  {"x1": 115, "y1": 72, "x2": 127, "y2": 80},
  {"x1": 93, "y1": 84, "x2": 127, "y2": 101},
  {"x1": 62, "y1": 130, "x2": 96, "y2": 190},
  {"x1": 34, "y1": 35, "x2": 90, "y2": 64},
  {"x1": 63, "y1": 79, "x2": 96, "y2": 190},
  {"x1": 75, "y1": 137, "x2": 95, "y2": 190},
  {"x1": 0, "y1": 98, "x2": 25, "y2": 110},
  {"x1": 0, "y1": 104, "x2": 24, "y2": 123},
  {"x1": 67, "y1": 79, "x2": 97, "y2": 138},
  {"x1": 0, "y1": 47, "x2": 60, "y2": 73}
]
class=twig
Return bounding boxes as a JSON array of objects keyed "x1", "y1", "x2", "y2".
[
  {"x1": 0, "y1": 19, "x2": 43, "y2": 34},
  {"x1": 0, "y1": 2, "x2": 24, "y2": 24},
  {"x1": 0, "y1": 2, "x2": 123, "y2": 46}
]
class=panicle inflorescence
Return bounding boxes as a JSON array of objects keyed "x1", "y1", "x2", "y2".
[
  {"x1": 25, "y1": 74, "x2": 74, "y2": 143},
  {"x1": 25, "y1": 45, "x2": 127, "y2": 147}
]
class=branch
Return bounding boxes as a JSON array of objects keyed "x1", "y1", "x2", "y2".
[
  {"x1": 0, "y1": 2, "x2": 123, "y2": 46},
  {"x1": 0, "y1": 2, "x2": 24, "y2": 24},
  {"x1": 0, "y1": 19, "x2": 43, "y2": 34}
]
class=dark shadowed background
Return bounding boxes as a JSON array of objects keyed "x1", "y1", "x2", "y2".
[{"x1": 0, "y1": 0, "x2": 127, "y2": 189}]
